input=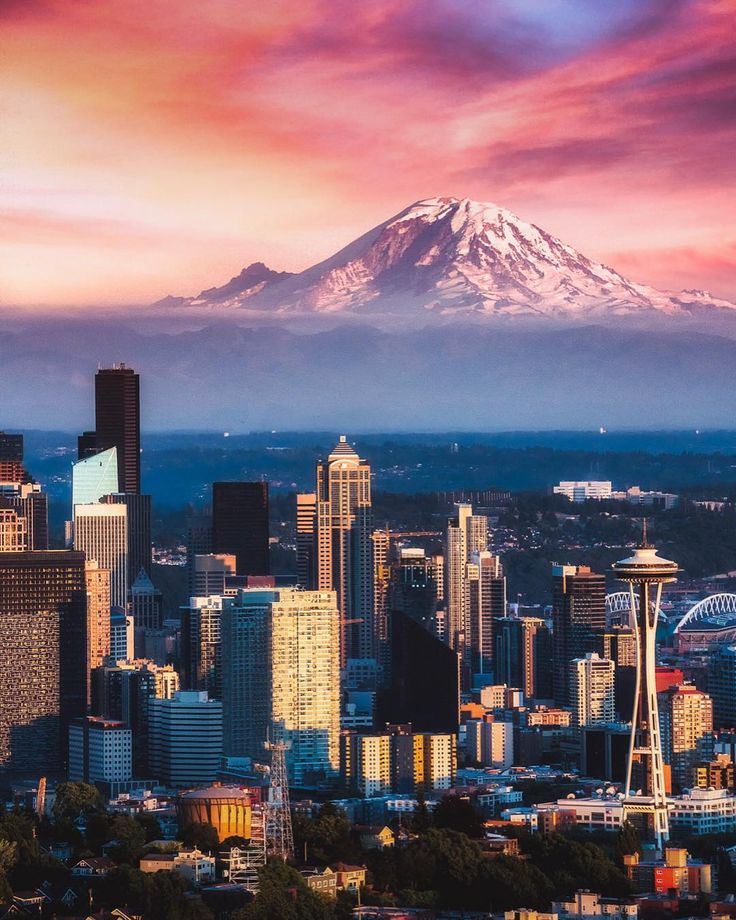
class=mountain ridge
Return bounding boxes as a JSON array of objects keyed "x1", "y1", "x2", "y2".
[{"x1": 154, "y1": 196, "x2": 736, "y2": 322}]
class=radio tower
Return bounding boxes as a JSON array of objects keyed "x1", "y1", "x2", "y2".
[
  {"x1": 264, "y1": 727, "x2": 294, "y2": 861},
  {"x1": 612, "y1": 522, "x2": 679, "y2": 851}
]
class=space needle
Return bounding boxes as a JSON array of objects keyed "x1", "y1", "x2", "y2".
[{"x1": 611, "y1": 523, "x2": 679, "y2": 850}]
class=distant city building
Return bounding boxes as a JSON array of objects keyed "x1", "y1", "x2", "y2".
[
  {"x1": 554, "y1": 481, "x2": 613, "y2": 502},
  {"x1": 148, "y1": 690, "x2": 223, "y2": 786},
  {"x1": 212, "y1": 481, "x2": 269, "y2": 577},
  {"x1": 570, "y1": 653, "x2": 616, "y2": 728},
  {"x1": 659, "y1": 684, "x2": 714, "y2": 789},
  {"x1": 0, "y1": 481, "x2": 48, "y2": 550},
  {"x1": 0, "y1": 506, "x2": 27, "y2": 551},
  {"x1": 465, "y1": 718, "x2": 514, "y2": 768},
  {"x1": 68, "y1": 716, "x2": 132, "y2": 787},
  {"x1": 624, "y1": 846, "x2": 711, "y2": 895},
  {"x1": 445, "y1": 503, "x2": 488, "y2": 663},
  {"x1": 85, "y1": 560, "x2": 111, "y2": 703},
  {"x1": 668, "y1": 787, "x2": 736, "y2": 835},
  {"x1": 296, "y1": 493, "x2": 317, "y2": 588},
  {"x1": 379, "y1": 608, "x2": 460, "y2": 735},
  {"x1": 71, "y1": 447, "x2": 118, "y2": 507},
  {"x1": 692, "y1": 753, "x2": 735, "y2": 790},
  {"x1": 709, "y1": 644, "x2": 736, "y2": 728},
  {"x1": 186, "y1": 510, "x2": 213, "y2": 593},
  {"x1": 496, "y1": 616, "x2": 553, "y2": 701},
  {"x1": 466, "y1": 550, "x2": 506, "y2": 686},
  {"x1": 192, "y1": 553, "x2": 236, "y2": 597},
  {"x1": 110, "y1": 609, "x2": 134, "y2": 661},
  {"x1": 221, "y1": 588, "x2": 340, "y2": 785},
  {"x1": 551, "y1": 564, "x2": 606, "y2": 706},
  {"x1": 81, "y1": 364, "x2": 141, "y2": 494},
  {"x1": 103, "y1": 492, "x2": 152, "y2": 584},
  {"x1": 372, "y1": 528, "x2": 391, "y2": 667},
  {"x1": 313, "y1": 436, "x2": 374, "y2": 666},
  {"x1": 74, "y1": 502, "x2": 129, "y2": 608},
  {"x1": 181, "y1": 595, "x2": 223, "y2": 696},
  {"x1": 130, "y1": 568, "x2": 162, "y2": 631},
  {"x1": 0, "y1": 550, "x2": 88, "y2": 773},
  {"x1": 582, "y1": 723, "x2": 630, "y2": 783}
]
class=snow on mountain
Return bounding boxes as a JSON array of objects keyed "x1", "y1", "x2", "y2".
[{"x1": 159, "y1": 197, "x2": 736, "y2": 320}]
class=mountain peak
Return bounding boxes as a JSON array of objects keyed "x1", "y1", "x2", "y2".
[{"x1": 163, "y1": 198, "x2": 736, "y2": 321}]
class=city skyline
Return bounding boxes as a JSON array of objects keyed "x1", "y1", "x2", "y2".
[{"x1": 3, "y1": 0, "x2": 735, "y2": 308}]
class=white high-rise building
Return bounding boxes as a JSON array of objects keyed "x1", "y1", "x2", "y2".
[
  {"x1": 74, "y1": 502, "x2": 128, "y2": 607},
  {"x1": 221, "y1": 588, "x2": 340, "y2": 785},
  {"x1": 570, "y1": 653, "x2": 616, "y2": 728}
]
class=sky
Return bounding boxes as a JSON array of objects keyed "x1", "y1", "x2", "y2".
[{"x1": 2, "y1": 0, "x2": 735, "y2": 308}]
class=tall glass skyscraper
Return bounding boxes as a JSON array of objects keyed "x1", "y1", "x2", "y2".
[{"x1": 71, "y1": 446, "x2": 118, "y2": 507}]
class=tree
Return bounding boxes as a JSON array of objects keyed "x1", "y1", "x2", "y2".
[
  {"x1": 411, "y1": 790, "x2": 431, "y2": 834},
  {"x1": 107, "y1": 815, "x2": 147, "y2": 865},
  {"x1": 181, "y1": 822, "x2": 220, "y2": 853},
  {"x1": 616, "y1": 821, "x2": 641, "y2": 859},
  {"x1": 0, "y1": 840, "x2": 17, "y2": 874},
  {"x1": 52, "y1": 782, "x2": 103, "y2": 821},
  {"x1": 233, "y1": 860, "x2": 338, "y2": 920},
  {"x1": 135, "y1": 812, "x2": 162, "y2": 843},
  {"x1": 432, "y1": 795, "x2": 484, "y2": 838}
]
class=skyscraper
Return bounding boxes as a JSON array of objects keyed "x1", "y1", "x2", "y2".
[
  {"x1": 0, "y1": 550, "x2": 88, "y2": 773},
  {"x1": 181, "y1": 595, "x2": 223, "y2": 698},
  {"x1": 465, "y1": 550, "x2": 506, "y2": 683},
  {"x1": 212, "y1": 481, "x2": 270, "y2": 577},
  {"x1": 85, "y1": 560, "x2": 111, "y2": 703},
  {"x1": 296, "y1": 493, "x2": 317, "y2": 588},
  {"x1": 73, "y1": 503, "x2": 129, "y2": 608},
  {"x1": 372, "y1": 528, "x2": 391, "y2": 667},
  {"x1": 1, "y1": 481, "x2": 48, "y2": 550},
  {"x1": 495, "y1": 615, "x2": 553, "y2": 701},
  {"x1": 220, "y1": 588, "x2": 340, "y2": 785},
  {"x1": 314, "y1": 436, "x2": 374, "y2": 666},
  {"x1": 71, "y1": 447, "x2": 119, "y2": 507},
  {"x1": 612, "y1": 536, "x2": 679, "y2": 849},
  {"x1": 445, "y1": 503, "x2": 488, "y2": 657},
  {"x1": 93, "y1": 364, "x2": 141, "y2": 494},
  {"x1": 0, "y1": 431, "x2": 25, "y2": 483},
  {"x1": 570, "y1": 653, "x2": 616, "y2": 728},
  {"x1": 659, "y1": 684, "x2": 714, "y2": 790},
  {"x1": 102, "y1": 492, "x2": 152, "y2": 584},
  {"x1": 0, "y1": 507, "x2": 27, "y2": 552},
  {"x1": 551, "y1": 564, "x2": 606, "y2": 705}
]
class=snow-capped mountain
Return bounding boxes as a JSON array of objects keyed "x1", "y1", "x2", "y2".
[{"x1": 157, "y1": 197, "x2": 735, "y2": 320}]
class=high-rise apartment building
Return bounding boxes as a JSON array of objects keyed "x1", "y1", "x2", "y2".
[
  {"x1": 212, "y1": 481, "x2": 269, "y2": 577},
  {"x1": 551, "y1": 564, "x2": 606, "y2": 705},
  {"x1": 570, "y1": 653, "x2": 616, "y2": 728},
  {"x1": 221, "y1": 588, "x2": 340, "y2": 785},
  {"x1": 445, "y1": 504, "x2": 488, "y2": 656},
  {"x1": 372, "y1": 529, "x2": 391, "y2": 667},
  {"x1": 181, "y1": 595, "x2": 223, "y2": 697},
  {"x1": 148, "y1": 690, "x2": 223, "y2": 786},
  {"x1": 92, "y1": 365, "x2": 141, "y2": 494},
  {"x1": 71, "y1": 447, "x2": 118, "y2": 507},
  {"x1": 659, "y1": 684, "x2": 714, "y2": 789},
  {"x1": 74, "y1": 502, "x2": 128, "y2": 608},
  {"x1": 341, "y1": 733, "x2": 392, "y2": 797},
  {"x1": 465, "y1": 550, "x2": 506, "y2": 682},
  {"x1": 495, "y1": 616, "x2": 553, "y2": 701},
  {"x1": 465, "y1": 718, "x2": 514, "y2": 769},
  {"x1": 314, "y1": 436, "x2": 374, "y2": 666},
  {"x1": 0, "y1": 550, "x2": 88, "y2": 773}
]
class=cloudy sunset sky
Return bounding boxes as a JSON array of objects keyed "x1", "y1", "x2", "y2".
[{"x1": 3, "y1": 0, "x2": 735, "y2": 308}]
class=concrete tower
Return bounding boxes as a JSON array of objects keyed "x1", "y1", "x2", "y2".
[{"x1": 612, "y1": 529, "x2": 679, "y2": 850}]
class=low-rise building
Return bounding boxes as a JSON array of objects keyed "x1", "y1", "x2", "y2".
[
  {"x1": 172, "y1": 848, "x2": 216, "y2": 885},
  {"x1": 300, "y1": 866, "x2": 337, "y2": 897},
  {"x1": 668, "y1": 787, "x2": 736, "y2": 835},
  {"x1": 139, "y1": 852, "x2": 176, "y2": 873},
  {"x1": 357, "y1": 825, "x2": 395, "y2": 850},
  {"x1": 331, "y1": 862, "x2": 366, "y2": 892},
  {"x1": 623, "y1": 847, "x2": 712, "y2": 895},
  {"x1": 553, "y1": 890, "x2": 638, "y2": 920}
]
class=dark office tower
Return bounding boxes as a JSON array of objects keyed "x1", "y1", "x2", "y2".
[
  {"x1": 94, "y1": 364, "x2": 141, "y2": 493},
  {"x1": 102, "y1": 492, "x2": 152, "y2": 583},
  {"x1": 212, "y1": 482, "x2": 269, "y2": 576},
  {"x1": 77, "y1": 431, "x2": 100, "y2": 461},
  {"x1": 388, "y1": 548, "x2": 442, "y2": 629},
  {"x1": 551, "y1": 564, "x2": 606, "y2": 706},
  {"x1": 0, "y1": 551, "x2": 88, "y2": 774},
  {"x1": 296, "y1": 493, "x2": 317, "y2": 588},
  {"x1": 0, "y1": 485, "x2": 48, "y2": 550},
  {"x1": 378, "y1": 609, "x2": 460, "y2": 734},
  {"x1": 496, "y1": 616, "x2": 553, "y2": 701},
  {"x1": 0, "y1": 432, "x2": 25, "y2": 482},
  {"x1": 181, "y1": 597, "x2": 222, "y2": 697},
  {"x1": 186, "y1": 510, "x2": 213, "y2": 594}
]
